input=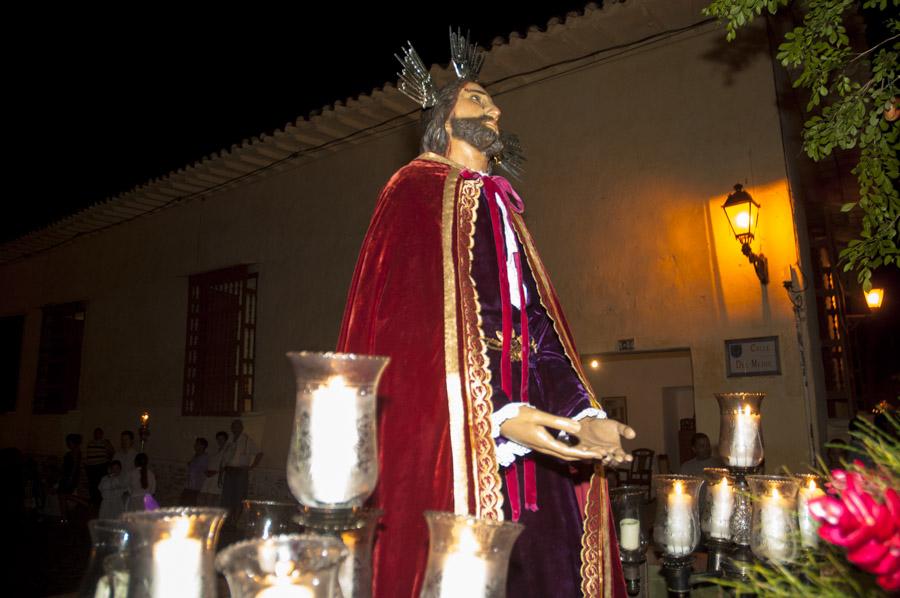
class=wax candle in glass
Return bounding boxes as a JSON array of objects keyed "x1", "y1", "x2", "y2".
[
  {"x1": 286, "y1": 352, "x2": 389, "y2": 508},
  {"x1": 716, "y1": 392, "x2": 764, "y2": 468},
  {"x1": 701, "y1": 468, "x2": 735, "y2": 542},
  {"x1": 420, "y1": 511, "x2": 524, "y2": 598},
  {"x1": 795, "y1": 474, "x2": 824, "y2": 549},
  {"x1": 610, "y1": 486, "x2": 645, "y2": 554},
  {"x1": 652, "y1": 475, "x2": 703, "y2": 558},
  {"x1": 747, "y1": 475, "x2": 799, "y2": 564},
  {"x1": 121, "y1": 507, "x2": 227, "y2": 598},
  {"x1": 216, "y1": 534, "x2": 348, "y2": 598}
]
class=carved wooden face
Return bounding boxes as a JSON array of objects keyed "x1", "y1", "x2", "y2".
[{"x1": 449, "y1": 82, "x2": 501, "y2": 132}]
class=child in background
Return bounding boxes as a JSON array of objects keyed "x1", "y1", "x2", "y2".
[
  {"x1": 180, "y1": 438, "x2": 209, "y2": 506},
  {"x1": 98, "y1": 460, "x2": 127, "y2": 519}
]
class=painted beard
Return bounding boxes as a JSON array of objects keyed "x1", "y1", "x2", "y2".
[{"x1": 449, "y1": 116, "x2": 504, "y2": 158}]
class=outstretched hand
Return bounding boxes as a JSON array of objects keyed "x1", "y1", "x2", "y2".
[
  {"x1": 575, "y1": 418, "x2": 636, "y2": 468},
  {"x1": 499, "y1": 406, "x2": 636, "y2": 466}
]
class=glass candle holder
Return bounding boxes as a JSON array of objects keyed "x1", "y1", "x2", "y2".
[
  {"x1": 747, "y1": 475, "x2": 800, "y2": 564},
  {"x1": 716, "y1": 392, "x2": 764, "y2": 468},
  {"x1": 794, "y1": 474, "x2": 824, "y2": 549},
  {"x1": 701, "y1": 468, "x2": 735, "y2": 543},
  {"x1": 652, "y1": 475, "x2": 703, "y2": 558},
  {"x1": 79, "y1": 519, "x2": 131, "y2": 598},
  {"x1": 285, "y1": 351, "x2": 390, "y2": 508},
  {"x1": 610, "y1": 486, "x2": 646, "y2": 556},
  {"x1": 103, "y1": 552, "x2": 130, "y2": 598},
  {"x1": 216, "y1": 534, "x2": 348, "y2": 598},
  {"x1": 420, "y1": 511, "x2": 524, "y2": 598},
  {"x1": 239, "y1": 500, "x2": 302, "y2": 540},
  {"x1": 121, "y1": 507, "x2": 227, "y2": 598}
]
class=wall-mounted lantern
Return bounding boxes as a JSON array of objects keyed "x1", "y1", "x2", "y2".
[
  {"x1": 864, "y1": 288, "x2": 885, "y2": 311},
  {"x1": 722, "y1": 184, "x2": 768, "y2": 284}
]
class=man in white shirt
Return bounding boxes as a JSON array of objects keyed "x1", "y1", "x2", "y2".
[{"x1": 220, "y1": 419, "x2": 263, "y2": 520}]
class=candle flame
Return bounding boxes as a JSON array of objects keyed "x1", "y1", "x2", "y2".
[
  {"x1": 807, "y1": 478, "x2": 817, "y2": 492},
  {"x1": 140, "y1": 411, "x2": 150, "y2": 425},
  {"x1": 273, "y1": 560, "x2": 295, "y2": 578},
  {"x1": 326, "y1": 376, "x2": 348, "y2": 391},
  {"x1": 717, "y1": 477, "x2": 730, "y2": 491},
  {"x1": 770, "y1": 487, "x2": 781, "y2": 500},
  {"x1": 171, "y1": 518, "x2": 191, "y2": 540},
  {"x1": 457, "y1": 524, "x2": 480, "y2": 554},
  {"x1": 673, "y1": 480, "x2": 684, "y2": 496}
]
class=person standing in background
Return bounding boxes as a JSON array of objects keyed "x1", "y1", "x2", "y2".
[
  {"x1": 180, "y1": 438, "x2": 209, "y2": 506},
  {"x1": 113, "y1": 430, "x2": 138, "y2": 478},
  {"x1": 84, "y1": 427, "x2": 114, "y2": 507},
  {"x1": 125, "y1": 453, "x2": 156, "y2": 511},
  {"x1": 220, "y1": 420, "x2": 263, "y2": 520},
  {"x1": 199, "y1": 431, "x2": 228, "y2": 506}
]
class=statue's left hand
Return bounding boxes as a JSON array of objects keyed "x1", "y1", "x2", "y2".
[{"x1": 574, "y1": 418, "x2": 636, "y2": 468}]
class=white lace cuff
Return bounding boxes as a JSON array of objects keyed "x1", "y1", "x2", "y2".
[
  {"x1": 491, "y1": 402, "x2": 533, "y2": 438},
  {"x1": 492, "y1": 403, "x2": 534, "y2": 468},
  {"x1": 572, "y1": 407, "x2": 607, "y2": 421},
  {"x1": 495, "y1": 439, "x2": 532, "y2": 468}
]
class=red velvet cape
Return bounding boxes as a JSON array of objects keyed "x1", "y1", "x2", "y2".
[{"x1": 338, "y1": 153, "x2": 624, "y2": 597}]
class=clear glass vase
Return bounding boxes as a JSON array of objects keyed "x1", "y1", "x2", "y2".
[
  {"x1": 216, "y1": 533, "x2": 348, "y2": 598},
  {"x1": 700, "y1": 468, "x2": 735, "y2": 543},
  {"x1": 716, "y1": 392, "x2": 765, "y2": 468},
  {"x1": 609, "y1": 486, "x2": 646, "y2": 557},
  {"x1": 420, "y1": 511, "x2": 524, "y2": 598},
  {"x1": 120, "y1": 507, "x2": 227, "y2": 598},
  {"x1": 285, "y1": 351, "x2": 390, "y2": 508},
  {"x1": 652, "y1": 475, "x2": 703, "y2": 558},
  {"x1": 79, "y1": 519, "x2": 131, "y2": 598},
  {"x1": 747, "y1": 475, "x2": 800, "y2": 564},
  {"x1": 238, "y1": 500, "x2": 302, "y2": 539},
  {"x1": 794, "y1": 474, "x2": 824, "y2": 549}
]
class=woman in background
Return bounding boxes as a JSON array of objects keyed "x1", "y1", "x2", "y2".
[{"x1": 125, "y1": 453, "x2": 156, "y2": 511}]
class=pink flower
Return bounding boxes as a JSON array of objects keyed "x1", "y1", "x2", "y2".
[{"x1": 809, "y1": 468, "x2": 900, "y2": 592}]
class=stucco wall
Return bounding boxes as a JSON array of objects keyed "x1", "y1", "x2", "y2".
[{"x1": 0, "y1": 20, "x2": 817, "y2": 489}]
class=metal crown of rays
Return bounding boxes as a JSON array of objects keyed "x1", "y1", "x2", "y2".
[{"x1": 395, "y1": 27, "x2": 526, "y2": 179}]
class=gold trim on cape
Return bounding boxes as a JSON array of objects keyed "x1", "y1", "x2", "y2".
[
  {"x1": 455, "y1": 175, "x2": 504, "y2": 520},
  {"x1": 441, "y1": 167, "x2": 470, "y2": 516}
]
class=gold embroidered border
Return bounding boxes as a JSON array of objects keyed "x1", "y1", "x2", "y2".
[
  {"x1": 455, "y1": 175, "x2": 504, "y2": 520},
  {"x1": 580, "y1": 464, "x2": 609, "y2": 597},
  {"x1": 441, "y1": 167, "x2": 470, "y2": 516},
  {"x1": 510, "y1": 212, "x2": 599, "y2": 409}
]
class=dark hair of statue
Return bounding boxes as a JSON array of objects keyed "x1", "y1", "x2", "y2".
[{"x1": 420, "y1": 78, "x2": 470, "y2": 155}]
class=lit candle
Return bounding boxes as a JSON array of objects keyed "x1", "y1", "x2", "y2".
[
  {"x1": 760, "y1": 487, "x2": 790, "y2": 562},
  {"x1": 619, "y1": 518, "x2": 640, "y2": 551},
  {"x1": 728, "y1": 405, "x2": 760, "y2": 467},
  {"x1": 254, "y1": 548, "x2": 315, "y2": 598},
  {"x1": 665, "y1": 481, "x2": 693, "y2": 556},
  {"x1": 797, "y1": 478, "x2": 823, "y2": 549},
  {"x1": 152, "y1": 519, "x2": 202, "y2": 598},
  {"x1": 709, "y1": 476, "x2": 734, "y2": 540},
  {"x1": 439, "y1": 525, "x2": 489, "y2": 598},
  {"x1": 309, "y1": 376, "x2": 359, "y2": 504},
  {"x1": 140, "y1": 411, "x2": 150, "y2": 427}
]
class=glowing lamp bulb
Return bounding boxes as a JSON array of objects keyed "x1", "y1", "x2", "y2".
[{"x1": 865, "y1": 288, "x2": 884, "y2": 309}]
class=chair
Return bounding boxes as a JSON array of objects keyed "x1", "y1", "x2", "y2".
[{"x1": 627, "y1": 448, "x2": 655, "y2": 499}]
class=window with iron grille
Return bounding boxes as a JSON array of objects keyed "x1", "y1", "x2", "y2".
[
  {"x1": 182, "y1": 265, "x2": 258, "y2": 416},
  {"x1": 0, "y1": 315, "x2": 25, "y2": 413},
  {"x1": 33, "y1": 302, "x2": 86, "y2": 414}
]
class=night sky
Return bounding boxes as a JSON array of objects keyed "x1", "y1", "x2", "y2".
[{"x1": 8, "y1": 3, "x2": 594, "y2": 244}]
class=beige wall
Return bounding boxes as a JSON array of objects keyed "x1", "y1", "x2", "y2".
[
  {"x1": 583, "y1": 350, "x2": 694, "y2": 460},
  {"x1": 0, "y1": 21, "x2": 818, "y2": 480}
]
